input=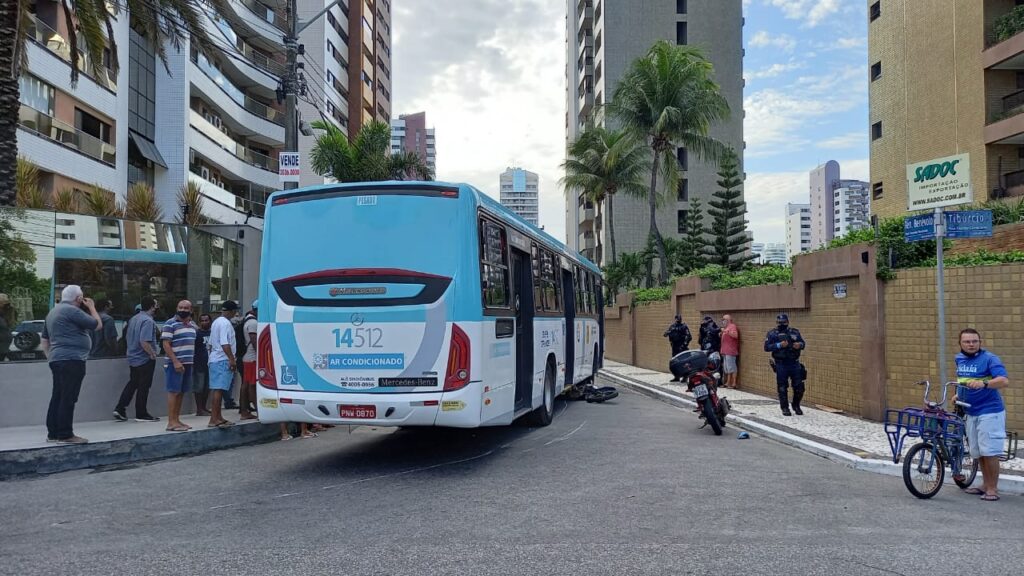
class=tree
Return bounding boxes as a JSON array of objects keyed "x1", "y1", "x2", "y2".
[
  {"x1": 1, "y1": 0, "x2": 231, "y2": 206},
  {"x1": 124, "y1": 182, "x2": 163, "y2": 222},
  {"x1": 609, "y1": 41, "x2": 730, "y2": 285},
  {"x1": 309, "y1": 120, "x2": 434, "y2": 183},
  {"x1": 703, "y1": 148, "x2": 753, "y2": 270},
  {"x1": 675, "y1": 198, "x2": 707, "y2": 274},
  {"x1": 15, "y1": 157, "x2": 45, "y2": 208},
  {"x1": 603, "y1": 251, "x2": 645, "y2": 297},
  {"x1": 176, "y1": 180, "x2": 210, "y2": 227},
  {"x1": 560, "y1": 125, "x2": 649, "y2": 266},
  {"x1": 81, "y1": 185, "x2": 122, "y2": 217}
]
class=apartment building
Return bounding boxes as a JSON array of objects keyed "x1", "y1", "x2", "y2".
[
  {"x1": 391, "y1": 112, "x2": 436, "y2": 175},
  {"x1": 499, "y1": 167, "x2": 540, "y2": 226},
  {"x1": 784, "y1": 203, "x2": 811, "y2": 261},
  {"x1": 833, "y1": 180, "x2": 870, "y2": 237},
  {"x1": 16, "y1": 0, "x2": 392, "y2": 226},
  {"x1": 809, "y1": 160, "x2": 840, "y2": 249},
  {"x1": 565, "y1": 0, "x2": 744, "y2": 265},
  {"x1": 868, "y1": 0, "x2": 1024, "y2": 218}
]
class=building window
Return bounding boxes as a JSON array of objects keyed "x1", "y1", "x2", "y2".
[
  {"x1": 18, "y1": 74, "x2": 54, "y2": 115},
  {"x1": 872, "y1": 182, "x2": 883, "y2": 200},
  {"x1": 869, "y1": 1, "x2": 880, "y2": 22},
  {"x1": 678, "y1": 179, "x2": 688, "y2": 201},
  {"x1": 676, "y1": 22, "x2": 687, "y2": 45},
  {"x1": 677, "y1": 147, "x2": 688, "y2": 170},
  {"x1": 870, "y1": 61, "x2": 881, "y2": 82},
  {"x1": 128, "y1": 30, "x2": 156, "y2": 141},
  {"x1": 676, "y1": 0, "x2": 687, "y2": 14},
  {"x1": 871, "y1": 121, "x2": 882, "y2": 141},
  {"x1": 677, "y1": 210, "x2": 688, "y2": 234},
  {"x1": 76, "y1": 108, "x2": 112, "y2": 143}
]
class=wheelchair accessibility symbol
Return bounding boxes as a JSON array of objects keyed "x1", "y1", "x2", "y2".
[{"x1": 281, "y1": 365, "x2": 298, "y2": 385}]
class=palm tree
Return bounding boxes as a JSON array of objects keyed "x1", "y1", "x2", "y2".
[
  {"x1": 176, "y1": 180, "x2": 210, "y2": 227},
  {"x1": 81, "y1": 185, "x2": 122, "y2": 217},
  {"x1": 309, "y1": 120, "x2": 434, "y2": 183},
  {"x1": 560, "y1": 125, "x2": 648, "y2": 266},
  {"x1": 1, "y1": 0, "x2": 230, "y2": 206},
  {"x1": 609, "y1": 41, "x2": 731, "y2": 285},
  {"x1": 15, "y1": 156, "x2": 46, "y2": 208},
  {"x1": 124, "y1": 182, "x2": 163, "y2": 221}
]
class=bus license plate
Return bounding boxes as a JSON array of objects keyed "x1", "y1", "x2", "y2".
[
  {"x1": 691, "y1": 384, "x2": 709, "y2": 399},
  {"x1": 339, "y1": 405, "x2": 376, "y2": 419}
]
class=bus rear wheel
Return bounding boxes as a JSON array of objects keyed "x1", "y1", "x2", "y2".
[{"x1": 527, "y1": 363, "x2": 555, "y2": 427}]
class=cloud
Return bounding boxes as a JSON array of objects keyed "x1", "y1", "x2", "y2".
[
  {"x1": 749, "y1": 31, "x2": 796, "y2": 52},
  {"x1": 746, "y1": 62, "x2": 804, "y2": 80},
  {"x1": 835, "y1": 37, "x2": 866, "y2": 49},
  {"x1": 819, "y1": 131, "x2": 865, "y2": 150},
  {"x1": 764, "y1": 0, "x2": 842, "y2": 27},
  {"x1": 392, "y1": 0, "x2": 570, "y2": 241}
]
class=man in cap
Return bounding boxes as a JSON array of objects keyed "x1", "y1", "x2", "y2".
[
  {"x1": 764, "y1": 313, "x2": 806, "y2": 416},
  {"x1": 207, "y1": 301, "x2": 239, "y2": 428}
]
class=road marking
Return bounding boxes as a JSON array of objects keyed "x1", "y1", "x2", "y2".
[{"x1": 544, "y1": 421, "x2": 587, "y2": 446}]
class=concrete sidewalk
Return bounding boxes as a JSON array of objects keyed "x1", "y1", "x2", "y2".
[
  {"x1": 0, "y1": 409, "x2": 279, "y2": 478},
  {"x1": 600, "y1": 360, "x2": 1024, "y2": 495}
]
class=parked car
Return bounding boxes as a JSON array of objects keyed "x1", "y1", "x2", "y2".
[{"x1": 8, "y1": 320, "x2": 46, "y2": 361}]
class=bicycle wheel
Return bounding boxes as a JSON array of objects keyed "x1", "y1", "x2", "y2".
[
  {"x1": 903, "y1": 442, "x2": 944, "y2": 499},
  {"x1": 952, "y1": 440, "x2": 979, "y2": 489}
]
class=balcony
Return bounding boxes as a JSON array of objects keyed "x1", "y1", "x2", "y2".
[
  {"x1": 190, "y1": 109, "x2": 278, "y2": 173},
  {"x1": 225, "y1": 0, "x2": 288, "y2": 46},
  {"x1": 208, "y1": 14, "x2": 284, "y2": 90},
  {"x1": 18, "y1": 104, "x2": 115, "y2": 166},
  {"x1": 188, "y1": 171, "x2": 270, "y2": 225},
  {"x1": 26, "y1": 13, "x2": 117, "y2": 91},
  {"x1": 579, "y1": 206, "x2": 595, "y2": 227},
  {"x1": 578, "y1": 0, "x2": 593, "y2": 32},
  {"x1": 985, "y1": 89, "x2": 1024, "y2": 144},
  {"x1": 582, "y1": 234, "x2": 596, "y2": 250},
  {"x1": 190, "y1": 52, "x2": 285, "y2": 143},
  {"x1": 1000, "y1": 169, "x2": 1024, "y2": 198}
]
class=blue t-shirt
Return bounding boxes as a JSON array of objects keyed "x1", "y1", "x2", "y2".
[
  {"x1": 161, "y1": 316, "x2": 197, "y2": 365},
  {"x1": 955, "y1": 349, "x2": 1007, "y2": 416},
  {"x1": 126, "y1": 312, "x2": 157, "y2": 367}
]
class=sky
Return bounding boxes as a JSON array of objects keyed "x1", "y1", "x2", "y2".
[{"x1": 391, "y1": 0, "x2": 869, "y2": 247}]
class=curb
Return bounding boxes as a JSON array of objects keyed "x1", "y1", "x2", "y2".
[
  {"x1": 600, "y1": 369, "x2": 1024, "y2": 496},
  {"x1": 0, "y1": 422, "x2": 281, "y2": 478}
]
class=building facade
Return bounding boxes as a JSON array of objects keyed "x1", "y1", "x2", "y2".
[
  {"x1": 761, "y1": 243, "x2": 787, "y2": 265},
  {"x1": 868, "y1": 0, "x2": 1023, "y2": 219},
  {"x1": 833, "y1": 180, "x2": 870, "y2": 238},
  {"x1": 17, "y1": 0, "x2": 392, "y2": 226},
  {"x1": 785, "y1": 203, "x2": 811, "y2": 261},
  {"x1": 565, "y1": 0, "x2": 745, "y2": 265},
  {"x1": 499, "y1": 167, "x2": 540, "y2": 226},
  {"x1": 391, "y1": 112, "x2": 436, "y2": 175},
  {"x1": 809, "y1": 160, "x2": 840, "y2": 249}
]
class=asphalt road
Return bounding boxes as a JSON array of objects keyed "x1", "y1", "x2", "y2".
[{"x1": 1, "y1": 377, "x2": 1022, "y2": 576}]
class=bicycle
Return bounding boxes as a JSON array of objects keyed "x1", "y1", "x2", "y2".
[{"x1": 884, "y1": 380, "x2": 978, "y2": 499}]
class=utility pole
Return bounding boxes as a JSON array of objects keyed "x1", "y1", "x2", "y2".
[{"x1": 282, "y1": 0, "x2": 345, "y2": 191}]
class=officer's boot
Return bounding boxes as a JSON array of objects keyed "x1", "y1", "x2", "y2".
[
  {"x1": 791, "y1": 388, "x2": 805, "y2": 416},
  {"x1": 778, "y1": 386, "x2": 792, "y2": 416}
]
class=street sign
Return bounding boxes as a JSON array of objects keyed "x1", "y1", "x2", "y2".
[
  {"x1": 904, "y1": 213, "x2": 936, "y2": 242},
  {"x1": 279, "y1": 152, "x2": 300, "y2": 182},
  {"x1": 945, "y1": 210, "x2": 993, "y2": 239},
  {"x1": 906, "y1": 153, "x2": 972, "y2": 211}
]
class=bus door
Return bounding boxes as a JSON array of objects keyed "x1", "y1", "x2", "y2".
[
  {"x1": 512, "y1": 248, "x2": 534, "y2": 411},
  {"x1": 561, "y1": 268, "x2": 576, "y2": 388}
]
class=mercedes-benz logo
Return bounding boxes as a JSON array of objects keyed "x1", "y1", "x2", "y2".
[{"x1": 350, "y1": 313, "x2": 365, "y2": 326}]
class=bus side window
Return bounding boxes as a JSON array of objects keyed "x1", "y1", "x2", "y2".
[
  {"x1": 532, "y1": 244, "x2": 545, "y2": 312},
  {"x1": 479, "y1": 219, "x2": 510, "y2": 310}
]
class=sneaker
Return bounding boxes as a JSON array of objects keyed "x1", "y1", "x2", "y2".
[
  {"x1": 135, "y1": 415, "x2": 160, "y2": 422},
  {"x1": 113, "y1": 409, "x2": 127, "y2": 422},
  {"x1": 793, "y1": 406, "x2": 804, "y2": 416},
  {"x1": 57, "y1": 436, "x2": 88, "y2": 444},
  {"x1": 781, "y1": 409, "x2": 793, "y2": 417}
]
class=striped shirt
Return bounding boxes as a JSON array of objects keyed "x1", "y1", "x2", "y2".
[{"x1": 161, "y1": 317, "x2": 197, "y2": 365}]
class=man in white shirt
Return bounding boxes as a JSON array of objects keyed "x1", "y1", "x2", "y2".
[{"x1": 206, "y1": 300, "x2": 239, "y2": 428}]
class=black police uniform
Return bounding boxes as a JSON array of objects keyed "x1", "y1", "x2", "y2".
[
  {"x1": 664, "y1": 320, "x2": 691, "y2": 356},
  {"x1": 699, "y1": 319, "x2": 722, "y2": 353},
  {"x1": 763, "y1": 317, "x2": 806, "y2": 414}
]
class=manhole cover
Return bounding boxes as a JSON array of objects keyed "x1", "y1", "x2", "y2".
[{"x1": 726, "y1": 399, "x2": 778, "y2": 406}]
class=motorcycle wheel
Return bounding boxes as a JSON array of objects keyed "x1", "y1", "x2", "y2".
[
  {"x1": 702, "y1": 397, "x2": 723, "y2": 436},
  {"x1": 717, "y1": 397, "x2": 731, "y2": 427}
]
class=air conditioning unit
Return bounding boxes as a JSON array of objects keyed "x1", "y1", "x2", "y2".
[{"x1": 200, "y1": 166, "x2": 210, "y2": 180}]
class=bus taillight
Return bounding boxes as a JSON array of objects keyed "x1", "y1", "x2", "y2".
[
  {"x1": 257, "y1": 325, "x2": 277, "y2": 389},
  {"x1": 444, "y1": 324, "x2": 470, "y2": 391}
]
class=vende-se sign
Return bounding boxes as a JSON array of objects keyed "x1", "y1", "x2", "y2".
[
  {"x1": 279, "y1": 152, "x2": 300, "y2": 182},
  {"x1": 906, "y1": 153, "x2": 972, "y2": 211}
]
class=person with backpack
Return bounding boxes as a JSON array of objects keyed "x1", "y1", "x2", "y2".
[{"x1": 237, "y1": 301, "x2": 259, "y2": 420}]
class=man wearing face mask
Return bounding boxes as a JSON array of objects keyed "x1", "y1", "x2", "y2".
[
  {"x1": 764, "y1": 313, "x2": 806, "y2": 416},
  {"x1": 161, "y1": 300, "x2": 197, "y2": 432}
]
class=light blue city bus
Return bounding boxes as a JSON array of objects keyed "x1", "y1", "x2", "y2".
[{"x1": 255, "y1": 181, "x2": 604, "y2": 428}]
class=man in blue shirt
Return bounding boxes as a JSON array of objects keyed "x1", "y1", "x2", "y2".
[
  {"x1": 955, "y1": 328, "x2": 1010, "y2": 501},
  {"x1": 114, "y1": 297, "x2": 160, "y2": 422},
  {"x1": 764, "y1": 313, "x2": 807, "y2": 416}
]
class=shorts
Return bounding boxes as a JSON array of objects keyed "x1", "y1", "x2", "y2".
[
  {"x1": 164, "y1": 363, "x2": 193, "y2": 394},
  {"x1": 243, "y1": 361, "x2": 257, "y2": 385},
  {"x1": 209, "y1": 360, "x2": 235, "y2": 392},
  {"x1": 192, "y1": 368, "x2": 209, "y2": 393},
  {"x1": 723, "y1": 355, "x2": 738, "y2": 374},
  {"x1": 966, "y1": 411, "x2": 1007, "y2": 458}
]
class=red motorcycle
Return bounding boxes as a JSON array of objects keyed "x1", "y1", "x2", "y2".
[{"x1": 669, "y1": 349, "x2": 731, "y2": 436}]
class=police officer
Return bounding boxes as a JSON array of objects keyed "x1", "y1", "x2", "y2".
[
  {"x1": 699, "y1": 316, "x2": 722, "y2": 353},
  {"x1": 664, "y1": 315, "x2": 692, "y2": 380},
  {"x1": 764, "y1": 313, "x2": 806, "y2": 416}
]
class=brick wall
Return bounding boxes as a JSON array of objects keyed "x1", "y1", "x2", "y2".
[
  {"x1": 885, "y1": 265, "x2": 1024, "y2": 432},
  {"x1": 604, "y1": 295, "x2": 632, "y2": 364},
  {"x1": 947, "y1": 222, "x2": 1024, "y2": 255},
  {"x1": 602, "y1": 244, "x2": 886, "y2": 419}
]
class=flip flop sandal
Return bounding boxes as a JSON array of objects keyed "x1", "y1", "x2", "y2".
[
  {"x1": 980, "y1": 494, "x2": 1000, "y2": 501},
  {"x1": 963, "y1": 487, "x2": 985, "y2": 495},
  {"x1": 165, "y1": 425, "x2": 190, "y2": 432}
]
